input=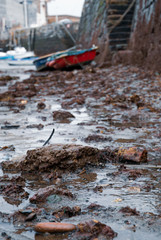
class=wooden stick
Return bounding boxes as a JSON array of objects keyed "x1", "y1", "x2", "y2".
[{"x1": 43, "y1": 128, "x2": 55, "y2": 146}]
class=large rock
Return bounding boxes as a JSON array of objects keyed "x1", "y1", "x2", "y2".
[
  {"x1": 3, "y1": 144, "x2": 106, "y2": 173},
  {"x1": 30, "y1": 185, "x2": 74, "y2": 203}
]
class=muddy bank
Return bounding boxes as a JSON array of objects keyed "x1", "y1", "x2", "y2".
[
  {"x1": 0, "y1": 62, "x2": 161, "y2": 240},
  {"x1": 0, "y1": 64, "x2": 160, "y2": 162}
]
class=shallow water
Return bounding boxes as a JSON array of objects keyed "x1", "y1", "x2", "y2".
[{"x1": 0, "y1": 61, "x2": 161, "y2": 239}]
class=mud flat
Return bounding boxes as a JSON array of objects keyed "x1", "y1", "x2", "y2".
[{"x1": 0, "y1": 61, "x2": 161, "y2": 239}]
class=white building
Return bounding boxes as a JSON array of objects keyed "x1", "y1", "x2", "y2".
[
  {"x1": 0, "y1": 0, "x2": 24, "y2": 30},
  {"x1": 0, "y1": 0, "x2": 39, "y2": 30}
]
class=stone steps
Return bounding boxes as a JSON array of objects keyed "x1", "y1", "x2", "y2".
[
  {"x1": 108, "y1": 0, "x2": 136, "y2": 51},
  {"x1": 109, "y1": 32, "x2": 131, "y2": 39}
]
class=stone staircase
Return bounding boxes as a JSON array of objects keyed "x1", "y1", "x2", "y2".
[{"x1": 107, "y1": 0, "x2": 136, "y2": 51}]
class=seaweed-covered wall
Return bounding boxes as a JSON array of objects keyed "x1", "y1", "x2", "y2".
[
  {"x1": 128, "y1": 0, "x2": 161, "y2": 72},
  {"x1": 78, "y1": 0, "x2": 161, "y2": 72}
]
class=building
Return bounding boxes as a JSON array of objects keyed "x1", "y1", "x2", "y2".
[
  {"x1": 0, "y1": 0, "x2": 39, "y2": 31},
  {"x1": 0, "y1": 0, "x2": 24, "y2": 30}
]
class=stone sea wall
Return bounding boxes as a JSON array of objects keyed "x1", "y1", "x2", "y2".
[
  {"x1": 0, "y1": 22, "x2": 78, "y2": 56},
  {"x1": 77, "y1": 0, "x2": 109, "y2": 63},
  {"x1": 128, "y1": 0, "x2": 161, "y2": 72},
  {"x1": 78, "y1": 0, "x2": 161, "y2": 72}
]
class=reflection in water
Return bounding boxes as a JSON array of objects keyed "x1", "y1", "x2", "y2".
[{"x1": 35, "y1": 232, "x2": 69, "y2": 240}]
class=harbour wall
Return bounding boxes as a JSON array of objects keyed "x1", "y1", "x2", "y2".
[
  {"x1": 0, "y1": 22, "x2": 78, "y2": 56},
  {"x1": 78, "y1": 0, "x2": 161, "y2": 72}
]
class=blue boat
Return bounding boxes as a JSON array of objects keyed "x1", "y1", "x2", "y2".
[
  {"x1": 33, "y1": 53, "x2": 55, "y2": 71},
  {"x1": 0, "y1": 53, "x2": 13, "y2": 60},
  {"x1": 8, "y1": 56, "x2": 38, "y2": 66}
]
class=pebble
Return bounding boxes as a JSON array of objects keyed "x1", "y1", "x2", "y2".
[{"x1": 34, "y1": 222, "x2": 76, "y2": 233}]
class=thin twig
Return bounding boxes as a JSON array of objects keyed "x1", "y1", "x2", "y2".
[{"x1": 43, "y1": 128, "x2": 55, "y2": 146}]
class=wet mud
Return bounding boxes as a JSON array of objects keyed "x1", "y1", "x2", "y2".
[{"x1": 0, "y1": 61, "x2": 161, "y2": 240}]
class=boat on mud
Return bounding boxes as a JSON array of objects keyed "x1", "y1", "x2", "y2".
[
  {"x1": 33, "y1": 52, "x2": 54, "y2": 71},
  {"x1": 33, "y1": 46, "x2": 98, "y2": 71}
]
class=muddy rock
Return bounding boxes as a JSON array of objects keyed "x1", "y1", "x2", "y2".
[
  {"x1": 75, "y1": 219, "x2": 117, "y2": 239},
  {"x1": 119, "y1": 206, "x2": 140, "y2": 216},
  {"x1": 11, "y1": 207, "x2": 42, "y2": 223},
  {"x1": 0, "y1": 145, "x2": 15, "y2": 151},
  {"x1": 9, "y1": 82, "x2": 37, "y2": 98},
  {"x1": 115, "y1": 147, "x2": 148, "y2": 163},
  {"x1": 37, "y1": 102, "x2": 46, "y2": 110},
  {"x1": 16, "y1": 144, "x2": 106, "y2": 172},
  {"x1": 1, "y1": 155, "x2": 26, "y2": 171},
  {"x1": 53, "y1": 111, "x2": 75, "y2": 121},
  {"x1": 113, "y1": 165, "x2": 144, "y2": 180},
  {"x1": 0, "y1": 182, "x2": 29, "y2": 205},
  {"x1": 29, "y1": 185, "x2": 74, "y2": 203},
  {"x1": 84, "y1": 134, "x2": 112, "y2": 143},
  {"x1": 52, "y1": 206, "x2": 81, "y2": 220}
]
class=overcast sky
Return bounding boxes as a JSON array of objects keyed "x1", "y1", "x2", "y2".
[{"x1": 47, "y1": 0, "x2": 85, "y2": 17}]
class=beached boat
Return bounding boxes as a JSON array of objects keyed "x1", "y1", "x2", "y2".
[
  {"x1": 33, "y1": 46, "x2": 98, "y2": 71},
  {"x1": 46, "y1": 46, "x2": 98, "y2": 70},
  {"x1": 33, "y1": 53, "x2": 54, "y2": 71},
  {"x1": 33, "y1": 47, "x2": 77, "y2": 71}
]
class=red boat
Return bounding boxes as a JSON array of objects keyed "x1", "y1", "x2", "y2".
[{"x1": 46, "y1": 46, "x2": 98, "y2": 70}]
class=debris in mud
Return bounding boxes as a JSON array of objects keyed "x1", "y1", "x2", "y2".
[
  {"x1": 0, "y1": 182, "x2": 29, "y2": 205},
  {"x1": 1, "y1": 232, "x2": 11, "y2": 240},
  {"x1": 112, "y1": 165, "x2": 144, "y2": 179},
  {"x1": 26, "y1": 123, "x2": 44, "y2": 130},
  {"x1": 115, "y1": 147, "x2": 148, "y2": 163},
  {"x1": 75, "y1": 219, "x2": 117, "y2": 239},
  {"x1": 93, "y1": 185, "x2": 103, "y2": 193},
  {"x1": 0, "y1": 175, "x2": 25, "y2": 185},
  {"x1": 34, "y1": 222, "x2": 76, "y2": 233},
  {"x1": 1, "y1": 125, "x2": 20, "y2": 130},
  {"x1": 6, "y1": 144, "x2": 106, "y2": 173},
  {"x1": 37, "y1": 101, "x2": 46, "y2": 110},
  {"x1": 29, "y1": 185, "x2": 74, "y2": 203},
  {"x1": 53, "y1": 110, "x2": 75, "y2": 121},
  {"x1": 84, "y1": 134, "x2": 112, "y2": 143},
  {"x1": 87, "y1": 203, "x2": 104, "y2": 210},
  {"x1": 52, "y1": 206, "x2": 81, "y2": 221},
  {"x1": 119, "y1": 206, "x2": 140, "y2": 216},
  {"x1": 0, "y1": 145, "x2": 15, "y2": 151},
  {"x1": 0, "y1": 75, "x2": 18, "y2": 86},
  {"x1": 1, "y1": 156, "x2": 25, "y2": 172},
  {"x1": 9, "y1": 81, "x2": 37, "y2": 98},
  {"x1": 61, "y1": 96, "x2": 85, "y2": 109},
  {"x1": 11, "y1": 207, "x2": 43, "y2": 223}
]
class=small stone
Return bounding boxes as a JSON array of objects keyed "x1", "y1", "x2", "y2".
[{"x1": 34, "y1": 222, "x2": 76, "y2": 233}]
